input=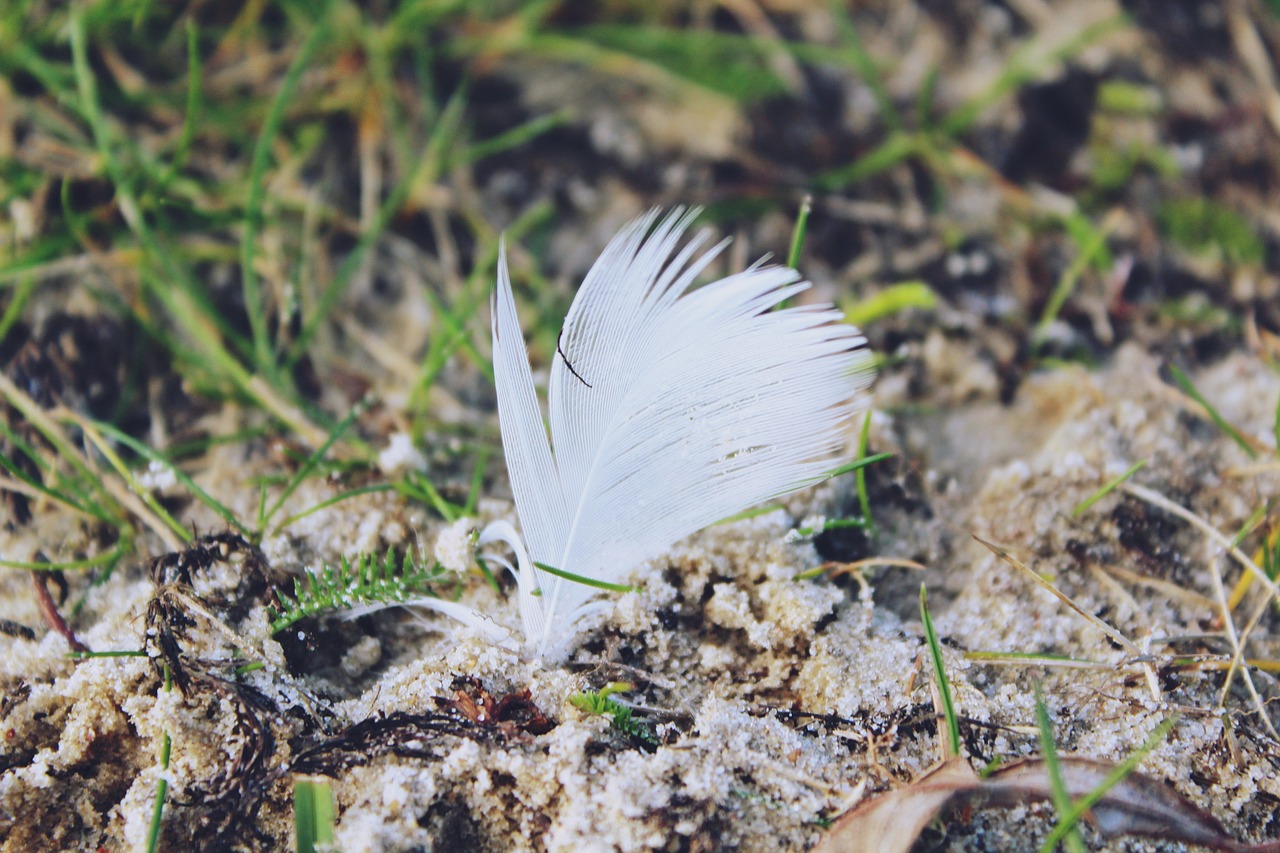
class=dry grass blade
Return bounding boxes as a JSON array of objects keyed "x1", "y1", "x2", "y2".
[
  {"x1": 1122, "y1": 483, "x2": 1280, "y2": 600},
  {"x1": 974, "y1": 535, "x2": 1138, "y2": 653},
  {"x1": 973, "y1": 534, "x2": 1161, "y2": 701},
  {"x1": 1121, "y1": 483, "x2": 1280, "y2": 739}
]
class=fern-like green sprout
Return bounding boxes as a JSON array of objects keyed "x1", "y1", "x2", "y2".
[
  {"x1": 271, "y1": 548, "x2": 445, "y2": 634},
  {"x1": 568, "y1": 682, "x2": 657, "y2": 747}
]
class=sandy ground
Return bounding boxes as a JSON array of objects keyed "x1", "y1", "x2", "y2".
[
  {"x1": 4, "y1": 1, "x2": 1280, "y2": 851},
  {"x1": 3, "y1": 336, "x2": 1279, "y2": 851}
]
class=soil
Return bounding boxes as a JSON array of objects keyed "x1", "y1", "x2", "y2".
[{"x1": 3, "y1": 1, "x2": 1280, "y2": 851}]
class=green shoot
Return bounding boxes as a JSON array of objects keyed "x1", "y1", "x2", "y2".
[
  {"x1": 822, "y1": 451, "x2": 893, "y2": 482},
  {"x1": 258, "y1": 399, "x2": 370, "y2": 537},
  {"x1": 271, "y1": 549, "x2": 445, "y2": 634},
  {"x1": 534, "y1": 562, "x2": 638, "y2": 594},
  {"x1": 294, "y1": 777, "x2": 337, "y2": 853},
  {"x1": 1035, "y1": 687, "x2": 1086, "y2": 853},
  {"x1": 569, "y1": 682, "x2": 657, "y2": 747},
  {"x1": 1263, "y1": 524, "x2": 1280, "y2": 582},
  {"x1": 0, "y1": 543, "x2": 130, "y2": 573},
  {"x1": 273, "y1": 484, "x2": 397, "y2": 533},
  {"x1": 156, "y1": 18, "x2": 201, "y2": 187},
  {"x1": 920, "y1": 583, "x2": 961, "y2": 758},
  {"x1": 1071, "y1": 460, "x2": 1146, "y2": 518},
  {"x1": 842, "y1": 282, "x2": 937, "y2": 328},
  {"x1": 1158, "y1": 197, "x2": 1265, "y2": 267},
  {"x1": 74, "y1": 418, "x2": 192, "y2": 546},
  {"x1": 1273, "y1": 391, "x2": 1279, "y2": 455},
  {"x1": 242, "y1": 10, "x2": 333, "y2": 381},
  {"x1": 1034, "y1": 218, "x2": 1111, "y2": 345},
  {"x1": 146, "y1": 664, "x2": 174, "y2": 853},
  {"x1": 1037, "y1": 711, "x2": 1178, "y2": 853},
  {"x1": 0, "y1": 275, "x2": 36, "y2": 342},
  {"x1": 789, "y1": 516, "x2": 870, "y2": 540},
  {"x1": 395, "y1": 470, "x2": 467, "y2": 522},
  {"x1": 714, "y1": 504, "x2": 784, "y2": 525},
  {"x1": 462, "y1": 449, "x2": 491, "y2": 516},
  {"x1": 82, "y1": 417, "x2": 250, "y2": 537},
  {"x1": 786, "y1": 195, "x2": 812, "y2": 270},
  {"x1": 463, "y1": 112, "x2": 570, "y2": 165},
  {"x1": 67, "y1": 649, "x2": 148, "y2": 659},
  {"x1": 1228, "y1": 502, "x2": 1268, "y2": 552},
  {"x1": 1167, "y1": 364, "x2": 1259, "y2": 459},
  {"x1": 855, "y1": 412, "x2": 875, "y2": 532}
]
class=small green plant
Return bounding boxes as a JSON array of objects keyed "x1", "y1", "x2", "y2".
[
  {"x1": 1158, "y1": 197, "x2": 1265, "y2": 267},
  {"x1": 271, "y1": 549, "x2": 445, "y2": 634},
  {"x1": 569, "y1": 682, "x2": 657, "y2": 747},
  {"x1": 294, "y1": 777, "x2": 337, "y2": 853},
  {"x1": 146, "y1": 664, "x2": 175, "y2": 853}
]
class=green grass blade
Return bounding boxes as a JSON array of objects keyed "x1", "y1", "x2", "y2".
[
  {"x1": 1274, "y1": 391, "x2": 1279, "y2": 456},
  {"x1": 814, "y1": 131, "x2": 918, "y2": 191},
  {"x1": 0, "y1": 372, "x2": 123, "y2": 524},
  {"x1": 76, "y1": 420, "x2": 192, "y2": 545},
  {"x1": 0, "y1": 275, "x2": 37, "y2": 342},
  {"x1": 843, "y1": 282, "x2": 937, "y2": 327},
  {"x1": 1034, "y1": 219, "x2": 1110, "y2": 345},
  {"x1": 86, "y1": 418, "x2": 249, "y2": 536},
  {"x1": 394, "y1": 471, "x2": 464, "y2": 522},
  {"x1": 1035, "y1": 689, "x2": 1087, "y2": 853},
  {"x1": 260, "y1": 399, "x2": 367, "y2": 533},
  {"x1": 534, "y1": 561, "x2": 638, "y2": 593},
  {"x1": 1038, "y1": 712, "x2": 1178, "y2": 853},
  {"x1": 157, "y1": 18, "x2": 202, "y2": 188},
  {"x1": 463, "y1": 449, "x2": 491, "y2": 516},
  {"x1": 855, "y1": 412, "x2": 875, "y2": 531},
  {"x1": 1071, "y1": 460, "x2": 1146, "y2": 518},
  {"x1": 462, "y1": 111, "x2": 569, "y2": 165},
  {"x1": 0, "y1": 436, "x2": 102, "y2": 521},
  {"x1": 821, "y1": 451, "x2": 893, "y2": 482},
  {"x1": 294, "y1": 777, "x2": 337, "y2": 853},
  {"x1": 0, "y1": 541, "x2": 129, "y2": 572},
  {"x1": 1168, "y1": 364, "x2": 1258, "y2": 459},
  {"x1": 829, "y1": 1, "x2": 900, "y2": 130},
  {"x1": 242, "y1": 9, "x2": 332, "y2": 379},
  {"x1": 146, "y1": 664, "x2": 174, "y2": 853},
  {"x1": 920, "y1": 584, "x2": 961, "y2": 757},
  {"x1": 786, "y1": 195, "x2": 812, "y2": 270},
  {"x1": 274, "y1": 483, "x2": 395, "y2": 533}
]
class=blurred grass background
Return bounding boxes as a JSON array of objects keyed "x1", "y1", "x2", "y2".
[{"x1": 1, "y1": 0, "x2": 1278, "y2": 563}]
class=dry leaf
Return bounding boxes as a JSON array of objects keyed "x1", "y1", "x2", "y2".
[{"x1": 814, "y1": 755, "x2": 1280, "y2": 853}]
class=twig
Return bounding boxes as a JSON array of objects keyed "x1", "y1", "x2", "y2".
[{"x1": 32, "y1": 572, "x2": 88, "y2": 652}]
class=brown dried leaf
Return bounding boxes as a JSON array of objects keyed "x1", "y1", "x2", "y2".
[
  {"x1": 814, "y1": 755, "x2": 1280, "y2": 853},
  {"x1": 813, "y1": 758, "x2": 979, "y2": 853}
]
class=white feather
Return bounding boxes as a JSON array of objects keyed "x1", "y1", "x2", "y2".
[{"x1": 482, "y1": 207, "x2": 876, "y2": 658}]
